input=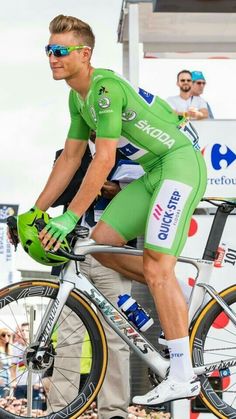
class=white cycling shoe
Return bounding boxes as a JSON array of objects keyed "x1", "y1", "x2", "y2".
[{"x1": 133, "y1": 376, "x2": 201, "y2": 406}]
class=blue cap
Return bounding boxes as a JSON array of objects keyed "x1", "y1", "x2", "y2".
[{"x1": 191, "y1": 71, "x2": 205, "y2": 82}]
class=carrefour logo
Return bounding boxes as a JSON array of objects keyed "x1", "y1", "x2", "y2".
[{"x1": 211, "y1": 144, "x2": 236, "y2": 170}]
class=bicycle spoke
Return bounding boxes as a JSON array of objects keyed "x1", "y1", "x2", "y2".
[{"x1": 0, "y1": 281, "x2": 107, "y2": 417}]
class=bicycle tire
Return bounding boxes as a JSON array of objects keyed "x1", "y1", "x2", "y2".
[
  {"x1": 0, "y1": 280, "x2": 108, "y2": 418},
  {"x1": 190, "y1": 284, "x2": 236, "y2": 419}
]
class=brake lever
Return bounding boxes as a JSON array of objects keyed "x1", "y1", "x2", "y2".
[{"x1": 7, "y1": 216, "x2": 19, "y2": 251}]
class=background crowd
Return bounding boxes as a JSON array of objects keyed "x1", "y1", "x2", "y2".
[
  {"x1": 166, "y1": 69, "x2": 213, "y2": 120},
  {"x1": 0, "y1": 324, "x2": 46, "y2": 416}
]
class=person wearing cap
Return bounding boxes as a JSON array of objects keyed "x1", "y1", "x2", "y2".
[
  {"x1": 167, "y1": 69, "x2": 209, "y2": 120},
  {"x1": 191, "y1": 71, "x2": 214, "y2": 119}
]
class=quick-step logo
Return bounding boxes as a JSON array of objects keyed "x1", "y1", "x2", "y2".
[
  {"x1": 157, "y1": 191, "x2": 181, "y2": 241},
  {"x1": 146, "y1": 180, "x2": 192, "y2": 249}
]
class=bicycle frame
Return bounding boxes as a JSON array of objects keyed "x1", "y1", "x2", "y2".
[{"x1": 32, "y1": 200, "x2": 236, "y2": 381}]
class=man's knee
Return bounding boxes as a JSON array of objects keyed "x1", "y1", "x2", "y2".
[
  {"x1": 91, "y1": 221, "x2": 126, "y2": 246},
  {"x1": 143, "y1": 249, "x2": 176, "y2": 288}
]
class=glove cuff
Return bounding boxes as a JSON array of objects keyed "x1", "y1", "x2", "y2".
[{"x1": 66, "y1": 209, "x2": 80, "y2": 223}]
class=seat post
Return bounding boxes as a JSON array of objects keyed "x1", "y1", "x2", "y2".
[{"x1": 202, "y1": 203, "x2": 235, "y2": 261}]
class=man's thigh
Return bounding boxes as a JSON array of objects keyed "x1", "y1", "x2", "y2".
[{"x1": 98, "y1": 177, "x2": 152, "y2": 243}]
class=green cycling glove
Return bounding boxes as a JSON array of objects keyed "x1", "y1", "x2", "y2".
[{"x1": 45, "y1": 210, "x2": 80, "y2": 242}]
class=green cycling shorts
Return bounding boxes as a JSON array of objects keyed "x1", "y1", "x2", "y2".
[{"x1": 100, "y1": 146, "x2": 207, "y2": 257}]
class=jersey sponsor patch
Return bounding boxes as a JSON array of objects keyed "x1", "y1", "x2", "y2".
[
  {"x1": 146, "y1": 180, "x2": 192, "y2": 249},
  {"x1": 122, "y1": 109, "x2": 137, "y2": 121},
  {"x1": 118, "y1": 137, "x2": 148, "y2": 160},
  {"x1": 135, "y1": 120, "x2": 175, "y2": 149},
  {"x1": 98, "y1": 86, "x2": 109, "y2": 95},
  {"x1": 98, "y1": 97, "x2": 110, "y2": 109},
  {"x1": 138, "y1": 87, "x2": 155, "y2": 105}
]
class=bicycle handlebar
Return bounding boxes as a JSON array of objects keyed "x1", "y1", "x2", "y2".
[{"x1": 201, "y1": 197, "x2": 236, "y2": 207}]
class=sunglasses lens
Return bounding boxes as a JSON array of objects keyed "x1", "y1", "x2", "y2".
[
  {"x1": 53, "y1": 49, "x2": 62, "y2": 57},
  {"x1": 45, "y1": 45, "x2": 69, "y2": 57}
]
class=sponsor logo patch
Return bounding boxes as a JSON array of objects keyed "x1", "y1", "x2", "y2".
[
  {"x1": 98, "y1": 97, "x2": 110, "y2": 109},
  {"x1": 138, "y1": 87, "x2": 155, "y2": 105},
  {"x1": 135, "y1": 120, "x2": 175, "y2": 149},
  {"x1": 98, "y1": 86, "x2": 108, "y2": 95},
  {"x1": 122, "y1": 109, "x2": 137, "y2": 121},
  {"x1": 146, "y1": 180, "x2": 192, "y2": 249}
]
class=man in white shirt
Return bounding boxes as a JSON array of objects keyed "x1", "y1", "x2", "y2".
[{"x1": 167, "y1": 70, "x2": 209, "y2": 120}]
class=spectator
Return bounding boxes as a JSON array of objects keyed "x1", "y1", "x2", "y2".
[
  {"x1": 191, "y1": 70, "x2": 214, "y2": 119},
  {"x1": 167, "y1": 69, "x2": 209, "y2": 120},
  {"x1": 46, "y1": 141, "x2": 144, "y2": 419},
  {"x1": 0, "y1": 328, "x2": 13, "y2": 397}
]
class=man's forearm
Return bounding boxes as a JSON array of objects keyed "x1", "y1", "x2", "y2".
[
  {"x1": 35, "y1": 151, "x2": 82, "y2": 211},
  {"x1": 68, "y1": 155, "x2": 115, "y2": 218}
]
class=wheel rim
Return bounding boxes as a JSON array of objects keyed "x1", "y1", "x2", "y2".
[
  {"x1": 0, "y1": 281, "x2": 107, "y2": 418},
  {"x1": 190, "y1": 286, "x2": 236, "y2": 418}
]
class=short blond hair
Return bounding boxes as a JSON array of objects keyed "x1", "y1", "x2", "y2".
[{"x1": 49, "y1": 14, "x2": 95, "y2": 51}]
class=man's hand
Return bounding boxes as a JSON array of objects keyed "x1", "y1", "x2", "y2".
[
  {"x1": 7, "y1": 216, "x2": 19, "y2": 248},
  {"x1": 39, "y1": 210, "x2": 79, "y2": 251},
  {"x1": 101, "y1": 180, "x2": 121, "y2": 199}
]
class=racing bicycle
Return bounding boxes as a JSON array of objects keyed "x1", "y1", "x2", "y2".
[{"x1": 2, "y1": 197, "x2": 236, "y2": 419}]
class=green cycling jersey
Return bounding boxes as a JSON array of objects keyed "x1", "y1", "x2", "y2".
[
  {"x1": 67, "y1": 68, "x2": 199, "y2": 172},
  {"x1": 67, "y1": 68, "x2": 207, "y2": 256}
]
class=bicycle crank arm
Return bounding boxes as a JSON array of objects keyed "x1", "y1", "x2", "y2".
[{"x1": 197, "y1": 283, "x2": 236, "y2": 327}]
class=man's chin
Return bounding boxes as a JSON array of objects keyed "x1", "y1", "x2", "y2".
[
  {"x1": 51, "y1": 69, "x2": 65, "y2": 80},
  {"x1": 52, "y1": 74, "x2": 64, "y2": 80}
]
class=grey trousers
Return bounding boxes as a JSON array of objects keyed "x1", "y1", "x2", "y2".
[{"x1": 47, "y1": 248, "x2": 131, "y2": 419}]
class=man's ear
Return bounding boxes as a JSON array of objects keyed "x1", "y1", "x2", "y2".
[{"x1": 81, "y1": 47, "x2": 92, "y2": 63}]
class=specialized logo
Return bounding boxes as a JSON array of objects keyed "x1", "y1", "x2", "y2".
[
  {"x1": 211, "y1": 143, "x2": 236, "y2": 170},
  {"x1": 98, "y1": 97, "x2": 110, "y2": 109},
  {"x1": 135, "y1": 120, "x2": 175, "y2": 149},
  {"x1": 98, "y1": 86, "x2": 108, "y2": 95},
  {"x1": 146, "y1": 180, "x2": 192, "y2": 249},
  {"x1": 122, "y1": 109, "x2": 137, "y2": 121}
]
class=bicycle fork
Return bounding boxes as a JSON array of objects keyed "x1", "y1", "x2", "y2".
[{"x1": 30, "y1": 280, "x2": 75, "y2": 364}]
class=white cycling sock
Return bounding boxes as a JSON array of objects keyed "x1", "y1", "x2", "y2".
[{"x1": 167, "y1": 336, "x2": 194, "y2": 382}]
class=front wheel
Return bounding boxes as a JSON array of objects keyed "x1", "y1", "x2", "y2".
[
  {"x1": 0, "y1": 280, "x2": 108, "y2": 418},
  {"x1": 190, "y1": 285, "x2": 236, "y2": 419}
]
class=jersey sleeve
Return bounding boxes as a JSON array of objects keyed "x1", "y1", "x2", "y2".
[
  {"x1": 93, "y1": 78, "x2": 125, "y2": 139},
  {"x1": 67, "y1": 90, "x2": 90, "y2": 141}
]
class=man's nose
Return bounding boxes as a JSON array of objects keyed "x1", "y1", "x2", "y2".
[{"x1": 49, "y1": 53, "x2": 58, "y2": 63}]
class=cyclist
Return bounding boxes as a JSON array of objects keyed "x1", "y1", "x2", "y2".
[{"x1": 27, "y1": 14, "x2": 207, "y2": 406}]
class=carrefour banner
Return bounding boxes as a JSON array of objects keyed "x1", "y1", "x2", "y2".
[
  {"x1": 194, "y1": 120, "x2": 236, "y2": 196},
  {"x1": 0, "y1": 204, "x2": 21, "y2": 286}
]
